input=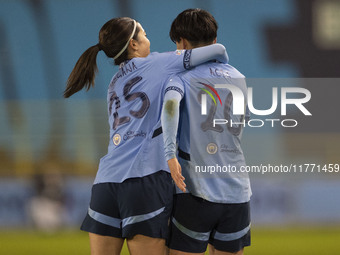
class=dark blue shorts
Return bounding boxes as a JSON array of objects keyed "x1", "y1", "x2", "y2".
[
  {"x1": 168, "y1": 193, "x2": 251, "y2": 253},
  {"x1": 81, "y1": 170, "x2": 174, "y2": 239}
]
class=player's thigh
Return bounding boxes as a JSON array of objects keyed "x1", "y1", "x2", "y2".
[
  {"x1": 127, "y1": 234, "x2": 167, "y2": 255},
  {"x1": 209, "y1": 202, "x2": 251, "y2": 254},
  {"x1": 168, "y1": 194, "x2": 222, "y2": 254},
  {"x1": 89, "y1": 232, "x2": 124, "y2": 255},
  {"x1": 169, "y1": 248, "x2": 205, "y2": 255},
  {"x1": 80, "y1": 183, "x2": 122, "y2": 238},
  {"x1": 209, "y1": 244, "x2": 244, "y2": 255},
  {"x1": 119, "y1": 171, "x2": 174, "y2": 240}
]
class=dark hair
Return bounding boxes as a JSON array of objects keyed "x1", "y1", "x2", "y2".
[
  {"x1": 64, "y1": 17, "x2": 140, "y2": 98},
  {"x1": 170, "y1": 8, "x2": 218, "y2": 47}
]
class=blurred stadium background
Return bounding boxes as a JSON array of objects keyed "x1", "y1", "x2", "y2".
[{"x1": 0, "y1": 0, "x2": 339, "y2": 254}]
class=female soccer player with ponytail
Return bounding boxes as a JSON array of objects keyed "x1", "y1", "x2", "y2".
[{"x1": 64, "y1": 17, "x2": 228, "y2": 255}]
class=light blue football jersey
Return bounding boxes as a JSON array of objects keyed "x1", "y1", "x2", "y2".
[
  {"x1": 165, "y1": 62, "x2": 252, "y2": 203},
  {"x1": 94, "y1": 50, "x2": 192, "y2": 184}
]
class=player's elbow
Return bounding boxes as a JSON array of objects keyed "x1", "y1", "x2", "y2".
[{"x1": 215, "y1": 43, "x2": 226, "y2": 54}]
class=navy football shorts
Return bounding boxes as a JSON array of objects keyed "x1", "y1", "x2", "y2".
[
  {"x1": 168, "y1": 193, "x2": 251, "y2": 253},
  {"x1": 81, "y1": 170, "x2": 174, "y2": 239}
]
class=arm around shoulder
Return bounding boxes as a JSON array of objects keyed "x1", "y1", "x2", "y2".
[{"x1": 189, "y1": 43, "x2": 229, "y2": 67}]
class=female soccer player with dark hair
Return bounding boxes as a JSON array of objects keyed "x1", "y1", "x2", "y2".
[
  {"x1": 64, "y1": 17, "x2": 228, "y2": 255},
  {"x1": 162, "y1": 9, "x2": 251, "y2": 255}
]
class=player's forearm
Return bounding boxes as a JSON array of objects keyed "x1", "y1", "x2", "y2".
[
  {"x1": 190, "y1": 43, "x2": 229, "y2": 66},
  {"x1": 161, "y1": 92, "x2": 181, "y2": 161}
]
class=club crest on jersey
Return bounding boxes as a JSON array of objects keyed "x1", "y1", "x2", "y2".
[
  {"x1": 175, "y1": 50, "x2": 184, "y2": 55},
  {"x1": 206, "y1": 143, "x2": 218, "y2": 154},
  {"x1": 113, "y1": 133, "x2": 121, "y2": 146}
]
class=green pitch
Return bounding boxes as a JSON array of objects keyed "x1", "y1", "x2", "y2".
[{"x1": 1, "y1": 227, "x2": 339, "y2": 254}]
